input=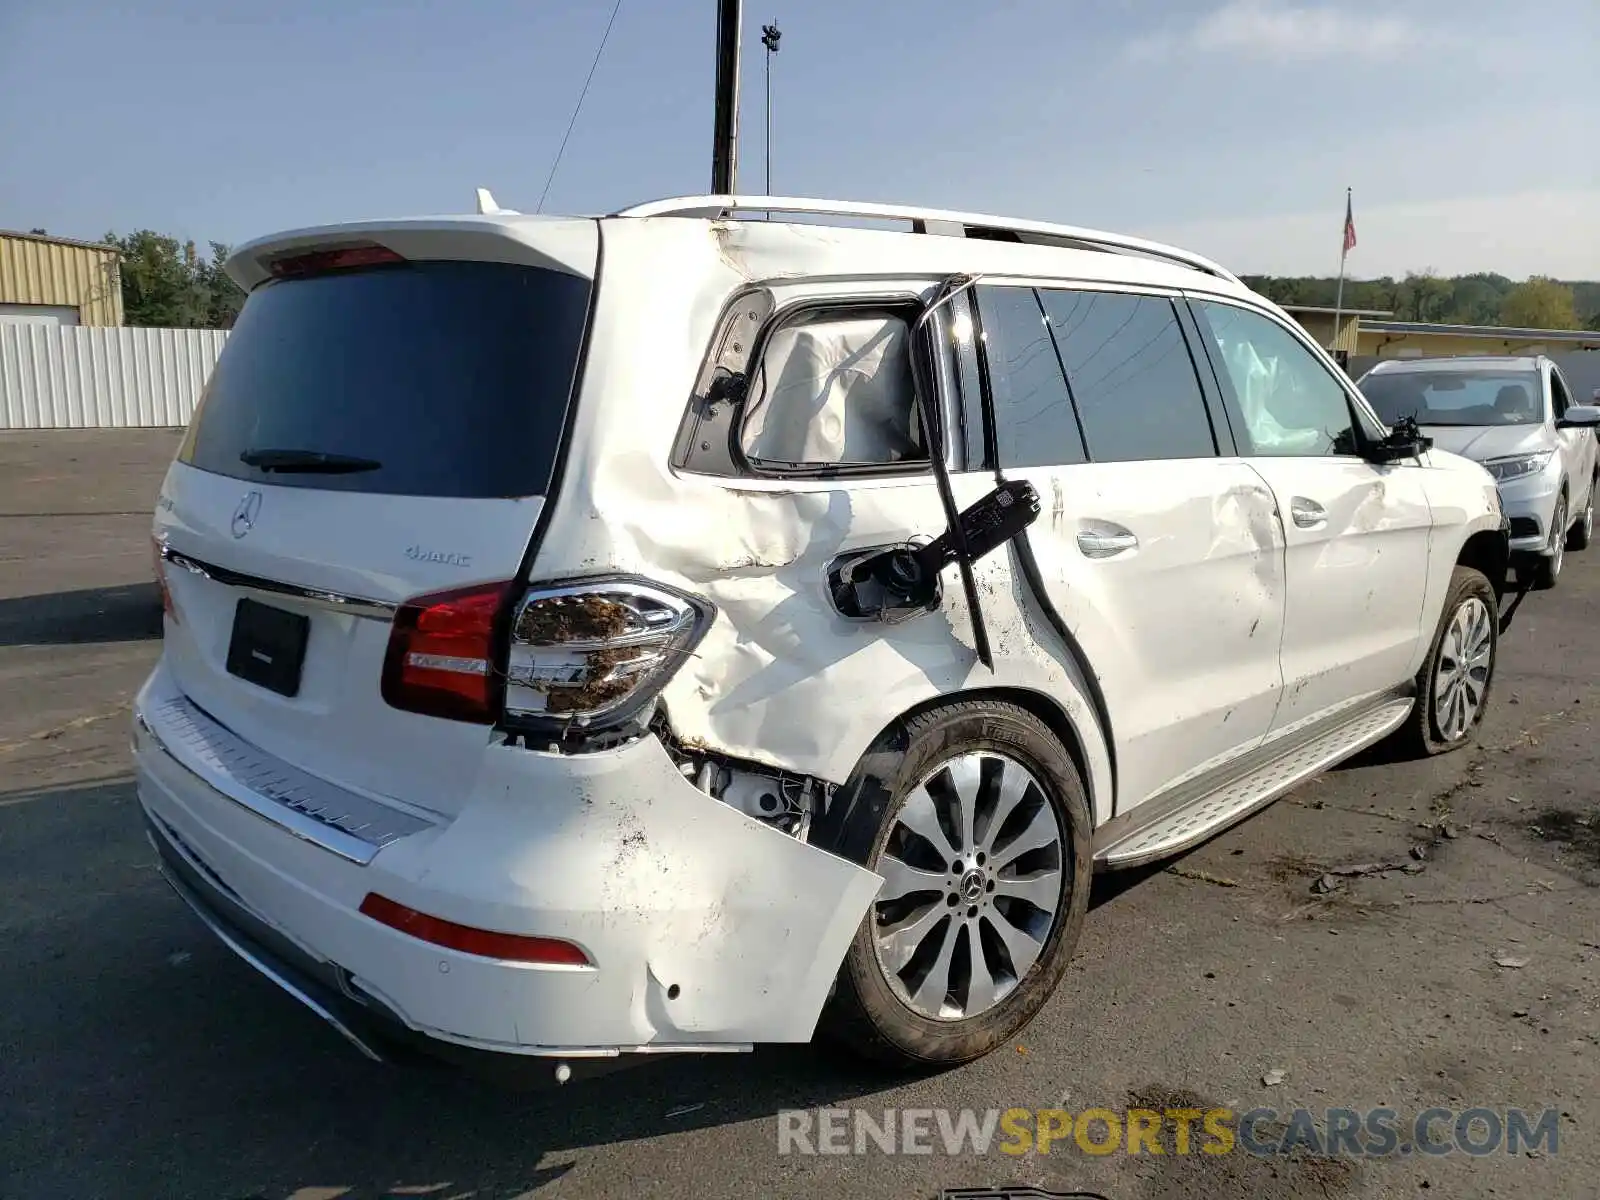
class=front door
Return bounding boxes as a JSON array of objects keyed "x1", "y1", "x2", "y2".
[{"x1": 1187, "y1": 297, "x2": 1433, "y2": 735}]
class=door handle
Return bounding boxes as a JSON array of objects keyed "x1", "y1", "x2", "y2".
[
  {"x1": 1289, "y1": 497, "x2": 1327, "y2": 528},
  {"x1": 1076, "y1": 528, "x2": 1139, "y2": 559}
]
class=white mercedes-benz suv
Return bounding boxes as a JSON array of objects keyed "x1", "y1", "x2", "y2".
[{"x1": 137, "y1": 194, "x2": 1510, "y2": 1077}]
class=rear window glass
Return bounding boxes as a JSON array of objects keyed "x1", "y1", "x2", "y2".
[{"x1": 179, "y1": 260, "x2": 592, "y2": 497}]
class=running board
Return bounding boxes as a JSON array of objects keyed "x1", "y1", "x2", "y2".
[{"x1": 1092, "y1": 696, "x2": 1414, "y2": 869}]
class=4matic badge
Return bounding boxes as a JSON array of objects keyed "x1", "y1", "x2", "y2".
[{"x1": 405, "y1": 545, "x2": 473, "y2": 568}]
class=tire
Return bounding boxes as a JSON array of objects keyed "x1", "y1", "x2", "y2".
[
  {"x1": 1566, "y1": 476, "x2": 1594, "y2": 552},
  {"x1": 1390, "y1": 566, "x2": 1498, "y2": 758},
  {"x1": 1531, "y1": 494, "x2": 1566, "y2": 590},
  {"x1": 815, "y1": 701, "x2": 1093, "y2": 1068}
]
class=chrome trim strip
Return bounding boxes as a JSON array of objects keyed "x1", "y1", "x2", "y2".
[
  {"x1": 135, "y1": 695, "x2": 434, "y2": 865},
  {"x1": 148, "y1": 829, "x2": 386, "y2": 1062},
  {"x1": 159, "y1": 545, "x2": 397, "y2": 620}
]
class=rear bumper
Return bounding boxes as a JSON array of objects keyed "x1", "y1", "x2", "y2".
[
  {"x1": 145, "y1": 803, "x2": 392, "y2": 1063},
  {"x1": 133, "y1": 661, "x2": 881, "y2": 1064}
]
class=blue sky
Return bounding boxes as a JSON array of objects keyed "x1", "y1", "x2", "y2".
[{"x1": 3, "y1": 0, "x2": 1596, "y2": 277}]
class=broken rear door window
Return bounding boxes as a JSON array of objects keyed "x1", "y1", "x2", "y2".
[{"x1": 739, "y1": 309, "x2": 926, "y2": 471}]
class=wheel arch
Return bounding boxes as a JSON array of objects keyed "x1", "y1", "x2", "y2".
[
  {"x1": 822, "y1": 685, "x2": 1108, "y2": 834},
  {"x1": 1457, "y1": 528, "x2": 1510, "y2": 601}
]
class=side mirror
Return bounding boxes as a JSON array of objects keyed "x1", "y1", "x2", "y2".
[
  {"x1": 1556, "y1": 406, "x2": 1600, "y2": 429},
  {"x1": 1365, "y1": 416, "x2": 1432, "y2": 464}
]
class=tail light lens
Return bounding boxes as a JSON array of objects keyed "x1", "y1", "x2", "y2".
[
  {"x1": 504, "y1": 580, "x2": 712, "y2": 730},
  {"x1": 381, "y1": 582, "x2": 514, "y2": 723},
  {"x1": 151, "y1": 537, "x2": 177, "y2": 623},
  {"x1": 359, "y1": 892, "x2": 591, "y2": 966},
  {"x1": 381, "y1": 576, "x2": 712, "y2": 730}
]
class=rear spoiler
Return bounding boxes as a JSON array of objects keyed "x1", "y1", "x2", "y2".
[{"x1": 224, "y1": 217, "x2": 599, "y2": 291}]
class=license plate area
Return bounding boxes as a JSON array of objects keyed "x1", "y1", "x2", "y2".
[{"x1": 225, "y1": 597, "x2": 310, "y2": 698}]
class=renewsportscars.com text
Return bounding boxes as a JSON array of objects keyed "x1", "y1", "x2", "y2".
[{"x1": 776, "y1": 1106, "x2": 1561, "y2": 1158}]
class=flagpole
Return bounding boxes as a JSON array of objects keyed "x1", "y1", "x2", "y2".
[{"x1": 1331, "y1": 186, "x2": 1351, "y2": 354}]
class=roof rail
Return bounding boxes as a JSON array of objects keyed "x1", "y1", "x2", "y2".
[{"x1": 612, "y1": 194, "x2": 1240, "y2": 283}]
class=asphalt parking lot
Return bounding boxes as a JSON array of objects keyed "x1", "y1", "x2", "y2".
[{"x1": 2, "y1": 429, "x2": 1596, "y2": 1200}]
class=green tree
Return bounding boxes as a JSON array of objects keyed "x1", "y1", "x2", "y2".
[
  {"x1": 1499, "y1": 278, "x2": 1580, "y2": 330},
  {"x1": 1395, "y1": 271, "x2": 1453, "y2": 323},
  {"x1": 1443, "y1": 273, "x2": 1512, "y2": 326},
  {"x1": 102, "y1": 230, "x2": 243, "y2": 329}
]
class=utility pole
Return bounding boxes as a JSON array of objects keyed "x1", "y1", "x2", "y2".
[
  {"x1": 711, "y1": 0, "x2": 743, "y2": 194},
  {"x1": 761, "y1": 20, "x2": 781, "y2": 198}
]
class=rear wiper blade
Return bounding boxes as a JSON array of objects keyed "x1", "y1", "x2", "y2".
[{"x1": 239, "y1": 448, "x2": 382, "y2": 474}]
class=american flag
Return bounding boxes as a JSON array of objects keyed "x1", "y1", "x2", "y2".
[{"x1": 1342, "y1": 192, "x2": 1357, "y2": 254}]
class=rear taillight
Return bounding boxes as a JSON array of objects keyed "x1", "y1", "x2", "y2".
[
  {"x1": 151, "y1": 537, "x2": 177, "y2": 623},
  {"x1": 380, "y1": 576, "x2": 712, "y2": 731},
  {"x1": 503, "y1": 580, "x2": 712, "y2": 730},
  {"x1": 381, "y1": 581, "x2": 514, "y2": 723}
]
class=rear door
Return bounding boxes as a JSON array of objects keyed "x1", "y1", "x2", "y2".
[
  {"x1": 974, "y1": 283, "x2": 1287, "y2": 813},
  {"x1": 1187, "y1": 297, "x2": 1433, "y2": 735},
  {"x1": 153, "y1": 226, "x2": 596, "y2": 817}
]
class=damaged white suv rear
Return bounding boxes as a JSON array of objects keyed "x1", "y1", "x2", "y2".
[{"x1": 137, "y1": 195, "x2": 1510, "y2": 1074}]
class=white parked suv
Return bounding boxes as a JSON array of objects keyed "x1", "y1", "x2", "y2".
[
  {"x1": 1357, "y1": 355, "x2": 1600, "y2": 589},
  {"x1": 137, "y1": 194, "x2": 1510, "y2": 1075}
]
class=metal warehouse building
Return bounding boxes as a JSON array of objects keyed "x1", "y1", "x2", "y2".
[{"x1": 0, "y1": 230, "x2": 124, "y2": 327}]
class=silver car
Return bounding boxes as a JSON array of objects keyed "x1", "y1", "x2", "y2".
[{"x1": 1358, "y1": 355, "x2": 1600, "y2": 589}]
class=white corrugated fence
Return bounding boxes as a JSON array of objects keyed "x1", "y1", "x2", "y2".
[{"x1": 0, "y1": 325, "x2": 228, "y2": 429}]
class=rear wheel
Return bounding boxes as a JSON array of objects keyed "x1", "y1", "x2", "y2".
[
  {"x1": 1566, "y1": 477, "x2": 1594, "y2": 552},
  {"x1": 1531, "y1": 495, "x2": 1567, "y2": 589},
  {"x1": 1390, "y1": 566, "x2": 1497, "y2": 757},
  {"x1": 817, "y1": 701, "x2": 1092, "y2": 1068}
]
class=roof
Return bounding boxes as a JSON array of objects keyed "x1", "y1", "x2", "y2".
[
  {"x1": 1280, "y1": 304, "x2": 1393, "y2": 317},
  {"x1": 225, "y1": 204, "x2": 1259, "y2": 305},
  {"x1": 0, "y1": 229, "x2": 119, "y2": 254},
  {"x1": 1365, "y1": 355, "x2": 1542, "y2": 373},
  {"x1": 1363, "y1": 319, "x2": 1600, "y2": 345}
]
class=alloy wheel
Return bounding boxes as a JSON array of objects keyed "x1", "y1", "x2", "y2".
[
  {"x1": 1433, "y1": 596, "x2": 1494, "y2": 741},
  {"x1": 871, "y1": 751, "x2": 1064, "y2": 1022}
]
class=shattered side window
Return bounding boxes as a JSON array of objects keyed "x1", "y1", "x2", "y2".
[{"x1": 740, "y1": 310, "x2": 926, "y2": 469}]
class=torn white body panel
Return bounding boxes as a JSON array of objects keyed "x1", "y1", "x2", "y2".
[
  {"x1": 134, "y1": 659, "x2": 882, "y2": 1049},
  {"x1": 528, "y1": 219, "x2": 1118, "y2": 817}
]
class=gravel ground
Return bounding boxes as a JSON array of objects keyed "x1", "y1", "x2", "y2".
[{"x1": 2, "y1": 429, "x2": 1595, "y2": 1200}]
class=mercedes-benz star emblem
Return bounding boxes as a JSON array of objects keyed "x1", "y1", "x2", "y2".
[{"x1": 231, "y1": 490, "x2": 263, "y2": 539}]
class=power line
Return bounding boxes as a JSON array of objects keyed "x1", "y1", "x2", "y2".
[{"x1": 536, "y1": 0, "x2": 626, "y2": 214}]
